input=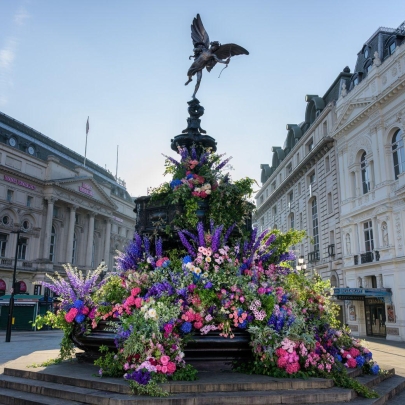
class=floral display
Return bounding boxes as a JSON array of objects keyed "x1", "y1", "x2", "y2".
[{"x1": 34, "y1": 146, "x2": 381, "y2": 398}]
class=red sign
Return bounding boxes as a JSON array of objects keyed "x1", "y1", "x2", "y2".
[
  {"x1": 18, "y1": 281, "x2": 27, "y2": 293},
  {"x1": 0, "y1": 279, "x2": 6, "y2": 291},
  {"x1": 3, "y1": 175, "x2": 35, "y2": 190},
  {"x1": 79, "y1": 182, "x2": 93, "y2": 196}
]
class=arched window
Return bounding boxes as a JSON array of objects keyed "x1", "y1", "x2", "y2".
[
  {"x1": 392, "y1": 129, "x2": 405, "y2": 179},
  {"x1": 361, "y1": 152, "x2": 370, "y2": 194},
  {"x1": 49, "y1": 226, "x2": 57, "y2": 262},
  {"x1": 330, "y1": 275, "x2": 338, "y2": 287},
  {"x1": 289, "y1": 213, "x2": 294, "y2": 230},
  {"x1": 311, "y1": 198, "x2": 319, "y2": 253},
  {"x1": 72, "y1": 232, "x2": 77, "y2": 264}
]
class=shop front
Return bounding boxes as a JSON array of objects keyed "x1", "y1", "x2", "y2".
[{"x1": 333, "y1": 288, "x2": 392, "y2": 338}]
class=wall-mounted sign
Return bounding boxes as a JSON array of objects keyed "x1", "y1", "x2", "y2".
[
  {"x1": 0, "y1": 279, "x2": 6, "y2": 291},
  {"x1": 113, "y1": 216, "x2": 123, "y2": 223},
  {"x1": 79, "y1": 182, "x2": 93, "y2": 196},
  {"x1": 4, "y1": 174, "x2": 35, "y2": 190},
  {"x1": 18, "y1": 281, "x2": 27, "y2": 293},
  {"x1": 34, "y1": 285, "x2": 42, "y2": 295}
]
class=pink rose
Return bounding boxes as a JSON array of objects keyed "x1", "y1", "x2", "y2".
[
  {"x1": 160, "y1": 355, "x2": 170, "y2": 365},
  {"x1": 166, "y1": 362, "x2": 176, "y2": 374},
  {"x1": 65, "y1": 308, "x2": 78, "y2": 323},
  {"x1": 134, "y1": 297, "x2": 142, "y2": 308},
  {"x1": 161, "y1": 365, "x2": 168, "y2": 374},
  {"x1": 194, "y1": 321, "x2": 203, "y2": 329},
  {"x1": 81, "y1": 306, "x2": 90, "y2": 315}
]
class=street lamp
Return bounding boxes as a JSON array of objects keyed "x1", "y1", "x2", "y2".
[
  {"x1": 296, "y1": 256, "x2": 307, "y2": 275},
  {"x1": 5, "y1": 229, "x2": 24, "y2": 342}
]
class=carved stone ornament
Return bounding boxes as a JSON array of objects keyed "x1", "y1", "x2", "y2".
[
  {"x1": 373, "y1": 51, "x2": 381, "y2": 67},
  {"x1": 341, "y1": 82, "x2": 347, "y2": 98}
]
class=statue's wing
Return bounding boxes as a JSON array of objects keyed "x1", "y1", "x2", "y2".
[
  {"x1": 207, "y1": 43, "x2": 249, "y2": 72},
  {"x1": 191, "y1": 14, "x2": 210, "y2": 48}
]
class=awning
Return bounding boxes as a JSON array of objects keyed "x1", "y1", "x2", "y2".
[{"x1": 333, "y1": 288, "x2": 392, "y2": 304}]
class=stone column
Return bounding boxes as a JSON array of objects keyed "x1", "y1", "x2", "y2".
[
  {"x1": 43, "y1": 197, "x2": 56, "y2": 259},
  {"x1": 86, "y1": 213, "x2": 95, "y2": 268},
  {"x1": 65, "y1": 206, "x2": 77, "y2": 263},
  {"x1": 104, "y1": 219, "x2": 112, "y2": 268},
  {"x1": 373, "y1": 217, "x2": 380, "y2": 248}
]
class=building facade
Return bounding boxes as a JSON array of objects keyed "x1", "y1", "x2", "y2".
[
  {"x1": 0, "y1": 111, "x2": 136, "y2": 297},
  {"x1": 255, "y1": 71, "x2": 349, "y2": 324},
  {"x1": 334, "y1": 23, "x2": 405, "y2": 341}
]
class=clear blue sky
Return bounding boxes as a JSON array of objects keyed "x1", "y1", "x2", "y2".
[{"x1": 1, "y1": 0, "x2": 405, "y2": 197}]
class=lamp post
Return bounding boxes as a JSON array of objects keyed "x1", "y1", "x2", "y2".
[
  {"x1": 5, "y1": 230, "x2": 22, "y2": 342},
  {"x1": 296, "y1": 255, "x2": 307, "y2": 275}
]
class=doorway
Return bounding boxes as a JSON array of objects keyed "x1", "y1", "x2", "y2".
[{"x1": 365, "y1": 298, "x2": 386, "y2": 337}]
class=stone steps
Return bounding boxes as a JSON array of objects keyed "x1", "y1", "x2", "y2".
[{"x1": 0, "y1": 364, "x2": 403, "y2": 405}]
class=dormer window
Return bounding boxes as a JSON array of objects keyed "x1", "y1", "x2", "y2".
[
  {"x1": 389, "y1": 41, "x2": 396, "y2": 55},
  {"x1": 364, "y1": 48, "x2": 369, "y2": 58},
  {"x1": 364, "y1": 60, "x2": 372, "y2": 74}
]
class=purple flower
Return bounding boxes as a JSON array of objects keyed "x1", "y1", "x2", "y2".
[
  {"x1": 191, "y1": 146, "x2": 197, "y2": 160},
  {"x1": 204, "y1": 281, "x2": 213, "y2": 289},
  {"x1": 215, "y1": 156, "x2": 233, "y2": 171},
  {"x1": 179, "y1": 147, "x2": 189, "y2": 160},
  {"x1": 74, "y1": 299, "x2": 84, "y2": 309},
  {"x1": 181, "y1": 322, "x2": 192, "y2": 334},
  {"x1": 178, "y1": 231, "x2": 196, "y2": 256},
  {"x1": 124, "y1": 369, "x2": 151, "y2": 385},
  {"x1": 162, "y1": 154, "x2": 180, "y2": 167},
  {"x1": 211, "y1": 225, "x2": 223, "y2": 253},
  {"x1": 223, "y1": 223, "x2": 236, "y2": 245},
  {"x1": 279, "y1": 251, "x2": 296, "y2": 262},
  {"x1": 197, "y1": 222, "x2": 206, "y2": 247},
  {"x1": 155, "y1": 237, "x2": 163, "y2": 258},
  {"x1": 265, "y1": 234, "x2": 276, "y2": 246}
]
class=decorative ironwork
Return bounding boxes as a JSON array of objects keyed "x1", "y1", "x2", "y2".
[
  {"x1": 308, "y1": 250, "x2": 319, "y2": 263},
  {"x1": 327, "y1": 244, "x2": 335, "y2": 257},
  {"x1": 361, "y1": 251, "x2": 374, "y2": 264},
  {"x1": 354, "y1": 255, "x2": 359, "y2": 265}
]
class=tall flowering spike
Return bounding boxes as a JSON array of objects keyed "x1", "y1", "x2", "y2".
[
  {"x1": 143, "y1": 236, "x2": 150, "y2": 255},
  {"x1": 182, "y1": 230, "x2": 198, "y2": 243},
  {"x1": 211, "y1": 225, "x2": 223, "y2": 253},
  {"x1": 243, "y1": 240, "x2": 249, "y2": 255},
  {"x1": 155, "y1": 237, "x2": 163, "y2": 258},
  {"x1": 116, "y1": 241, "x2": 139, "y2": 271},
  {"x1": 197, "y1": 222, "x2": 206, "y2": 247},
  {"x1": 179, "y1": 147, "x2": 189, "y2": 161},
  {"x1": 215, "y1": 156, "x2": 233, "y2": 171},
  {"x1": 198, "y1": 152, "x2": 209, "y2": 166},
  {"x1": 191, "y1": 146, "x2": 197, "y2": 160},
  {"x1": 248, "y1": 228, "x2": 258, "y2": 251},
  {"x1": 162, "y1": 154, "x2": 180, "y2": 167},
  {"x1": 134, "y1": 233, "x2": 142, "y2": 257},
  {"x1": 252, "y1": 229, "x2": 268, "y2": 253},
  {"x1": 223, "y1": 223, "x2": 236, "y2": 245},
  {"x1": 265, "y1": 234, "x2": 276, "y2": 247},
  {"x1": 178, "y1": 231, "x2": 196, "y2": 257},
  {"x1": 260, "y1": 250, "x2": 273, "y2": 263}
]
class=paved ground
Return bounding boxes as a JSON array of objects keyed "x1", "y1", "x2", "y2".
[{"x1": 0, "y1": 331, "x2": 405, "y2": 403}]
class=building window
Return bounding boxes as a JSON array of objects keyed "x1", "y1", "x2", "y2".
[
  {"x1": 272, "y1": 205, "x2": 277, "y2": 217},
  {"x1": 311, "y1": 198, "x2": 319, "y2": 252},
  {"x1": 364, "y1": 47, "x2": 369, "y2": 58},
  {"x1": 259, "y1": 195, "x2": 264, "y2": 205},
  {"x1": 17, "y1": 238, "x2": 28, "y2": 260},
  {"x1": 392, "y1": 129, "x2": 405, "y2": 179},
  {"x1": 26, "y1": 196, "x2": 33, "y2": 207},
  {"x1": 72, "y1": 232, "x2": 77, "y2": 264},
  {"x1": 271, "y1": 181, "x2": 276, "y2": 192},
  {"x1": 325, "y1": 155, "x2": 330, "y2": 173},
  {"x1": 0, "y1": 233, "x2": 7, "y2": 257},
  {"x1": 364, "y1": 60, "x2": 372, "y2": 74},
  {"x1": 364, "y1": 220, "x2": 374, "y2": 252},
  {"x1": 290, "y1": 213, "x2": 294, "y2": 230},
  {"x1": 75, "y1": 214, "x2": 80, "y2": 224},
  {"x1": 307, "y1": 139, "x2": 314, "y2": 153},
  {"x1": 6, "y1": 190, "x2": 13, "y2": 202},
  {"x1": 361, "y1": 152, "x2": 371, "y2": 194},
  {"x1": 323, "y1": 121, "x2": 328, "y2": 136},
  {"x1": 49, "y1": 226, "x2": 57, "y2": 262},
  {"x1": 327, "y1": 192, "x2": 333, "y2": 214},
  {"x1": 2, "y1": 215, "x2": 10, "y2": 225},
  {"x1": 288, "y1": 191, "x2": 293, "y2": 210},
  {"x1": 389, "y1": 40, "x2": 396, "y2": 55},
  {"x1": 22, "y1": 220, "x2": 30, "y2": 230},
  {"x1": 298, "y1": 182, "x2": 301, "y2": 196},
  {"x1": 260, "y1": 217, "x2": 264, "y2": 231},
  {"x1": 53, "y1": 206, "x2": 59, "y2": 218},
  {"x1": 286, "y1": 163, "x2": 292, "y2": 176},
  {"x1": 296, "y1": 152, "x2": 300, "y2": 166}
]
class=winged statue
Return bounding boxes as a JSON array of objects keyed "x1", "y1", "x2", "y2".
[{"x1": 185, "y1": 14, "x2": 249, "y2": 99}]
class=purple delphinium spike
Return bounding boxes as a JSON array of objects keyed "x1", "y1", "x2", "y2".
[
  {"x1": 243, "y1": 241, "x2": 249, "y2": 255},
  {"x1": 134, "y1": 233, "x2": 142, "y2": 256},
  {"x1": 191, "y1": 146, "x2": 197, "y2": 160},
  {"x1": 155, "y1": 237, "x2": 163, "y2": 258},
  {"x1": 259, "y1": 250, "x2": 273, "y2": 263},
  {"x1": 223, "y1": 223, "x2": 236, "y2": 245},
  {"x1": 265, "y1": 234, "x2": 276, "y2": 246},
  {"x1": 143, "y1": 236, "x2": 150, "y2": 255},
  {"x1": 247, "y1": 228, "x2": 258, "y2": 251},
  {"x1": 211, "y1": 225, "x2": 223, "y2": 253},
  {"x1": 182, "y1": 230, "x2": 198, "y2": 244},
  {"x1": 162, "y1": 154, "x2": 180, "y2": 167},
  {"x1": 215, "y1": 156, "x2": 233, "y2": 171},
  {"x1": 251, "y1": 230, "x2": 267, "y2": 254},
  {"x1": 197, "y1": 222, "x2": 206, "y2": 247},
  {"x1": 178, "y1": 231, "x2": 196, "y2": 256},
  {"x1": 198, "y1": 152, "x2": 209, "y2": 166},
  {"x1": 179, "y1": 147, "x2": 188, "y2": 161}
]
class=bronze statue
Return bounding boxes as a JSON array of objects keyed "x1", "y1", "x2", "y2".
[{"x1": 185, "y1": 14, "x2": 249, "y2": 99}]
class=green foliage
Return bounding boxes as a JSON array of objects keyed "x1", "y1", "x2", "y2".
[
  {"x1": 129, "y1": 380, "x2": 169, "y2": 397},
  {"x1": 171, "y1": 364, "x2": 198, "y2": 381},
  {"x1": 94, "y1": 345, "x2": 124, "y2": 378},
  {"x1": 93, "y1": 275, "x2": 127, "y2": 315}
]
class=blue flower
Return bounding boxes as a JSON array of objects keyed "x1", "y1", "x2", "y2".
[
  {"x1": 204, "y1": 281, "x2": 213, "y2": 289},
  {"x1": 186, "y1": 174, "x2": 194, "y2": 180},
  {"x1": 356, "y1": 356, "x2": 365, "y2": 367},
  {"x1": 181, "y1": 322, "x2": 192, "y2": 334},
  {"x1": 75, "y1": 313, "x2": 86, "y2": 323},
  {"x1": 183, "y1": 255, "x2": 192, "y2": 264},
  {"x1": 170, "y1": 179, "x2": 182, "y2": 189},
  {"x1": 74, "y1": 299, "x2": 84, "y2": 309},
  {"x1": 335, "y1": 354, "x2": 342, "y2": 362},
  {"x1": 371, "y1": 364, "x2": 380, "y2": 375},
  {"x1": 162, "y1": 260, "x2": 170, "y2": 268}
]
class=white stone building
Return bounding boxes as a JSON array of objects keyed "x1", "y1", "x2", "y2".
[
  {"x1": 333, "y1": 23, "x2": 405, "y2": 341},
  {"x1": 255, "y1": 70, "x2": 351, "y2": 324},
  {"x1": 0, "y1": 111, "x2": 136, "y2": 300}
]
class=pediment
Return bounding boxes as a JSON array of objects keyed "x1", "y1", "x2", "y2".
[
  {"x1": 50, "y1": 176, "x2": 117, "y2": 209},
  {"x1": 335, "y1": 98, "x2": 373, "y2": 131}
]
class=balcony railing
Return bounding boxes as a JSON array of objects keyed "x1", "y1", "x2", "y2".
[
  {"x1": 1, "y1": 258, "x2": 12, "y2": 266},
  {"x1": 327, "y1": 244, "x2": 335, "y2": 257},
  {"x1": 308, "y1": 250, "x2": 320, "y2": 263},
  {"x1": 354, "y1": 250, "x2": 380, "y2": 265}
]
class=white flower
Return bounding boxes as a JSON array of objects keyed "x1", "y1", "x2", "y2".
[
  {"x1": 147, "y1": 308, "x2": 157, "y2": 320},
  {"x1": 205, "y1": 189, "x2": 211, "y2": 195},
  {"x1": 193, "y1": 267, "x2": 201, "y2": 275}
]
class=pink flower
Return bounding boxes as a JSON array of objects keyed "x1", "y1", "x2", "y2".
[
  {"x1": 156, "y1": 257, "x2": 170, "y2": 267},
  {"x1": 346, "y1": 358, "x2": 357, "y2": 368},
  {"x1": 134, "y1": 297, "x2": 142, "y2": 308},
  {"x1": 166, "y1": 362, "x2": 176, "y2": 374},
  {"x1": 161, "y1": 366, "x2": 168, "y2": 374},
  {"x1": 65, "y1": 308, "x2": 78, "y2": 323},
  {"x1": 81, "y1": 306, "x2": 90, "y2": 315},
  {"x1": 257, "y1": 287, "x2": 265, "y2": 295},
  {"x1": 286, "y1": 362, "x2": 300, "y2": 374},
  {"x1": 160, "y1": 355, "x2": 170, "y2": 365},
  {"x1": 194, "y1": 321, "x2": 203, "y2": 329},
  {"x1": 131, "y1": 287, "x2": 141, "y2": 297}
]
